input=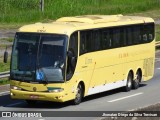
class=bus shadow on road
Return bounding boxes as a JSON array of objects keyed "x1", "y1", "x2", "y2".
[
  {"x1": 4, "y1": 99, "x2": 74, "y2": 109},
  {"x1": 3, "y1": 84, "x2": 147, "y2": 109}
]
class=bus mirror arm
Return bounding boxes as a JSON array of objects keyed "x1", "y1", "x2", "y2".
[
  {"x1": 4, "y1": 46, "x2": 8, "y2": 63},
  {"x1": 67, "y1": 50, "x2": 76, "y2": 68},
  {"x1": 67, "y1": 50, "x2": 73, "y2": 58},
  {"x1": 71, "y1": 57, "x2": 76, "y2": 68}
]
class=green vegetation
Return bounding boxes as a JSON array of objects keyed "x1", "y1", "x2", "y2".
[
  {"x1": 0, "y1": 0, "x2": 160, "y2": 23},
  {"x1": 0, "y1": 61, "x2": 10, "y2": 72},
  {"x1": 0, "y1": 37, "x2": 14, "y2": 42},
  {"x1": 156, "y1": 25, "x2": 160, "y2": 41},
  {"x1": 0, "y1": 78, "x2": 10, "y2": 85}
]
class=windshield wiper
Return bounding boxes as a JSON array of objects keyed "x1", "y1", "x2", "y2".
[{"x1": 35, "y1": 36, "x2": 48, "y2": 84}]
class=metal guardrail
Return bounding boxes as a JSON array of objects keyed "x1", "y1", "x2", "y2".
[
  {"x1": 0, "y1": 41, "x2": 159, "y2": 79},
  {"x1": 156, "y1": 41, "x2": 160, "y2": 47},
  {"x1": 0, "y1": 71, "x2": 10, "y2": 79}
]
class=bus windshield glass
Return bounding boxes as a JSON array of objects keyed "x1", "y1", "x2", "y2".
[{"x1": 10, "y1": 33, "x2": 67, "y2": 83}]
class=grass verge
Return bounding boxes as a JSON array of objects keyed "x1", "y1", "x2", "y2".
[
  {"x1": 0, "y1": 0, "x2": 160, "y2": 23},
  {"x1": 0, "y1": 78, "x2": 10, "y2": 85},
  {"x1": 0, "y1": 61, "x2": 10, "y2": 72}
]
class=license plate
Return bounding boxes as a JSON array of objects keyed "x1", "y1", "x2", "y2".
[{"x1": 30, "y1": 95, "x2": 39, "y2": 99}]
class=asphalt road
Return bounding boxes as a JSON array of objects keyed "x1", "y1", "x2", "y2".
[{"x1": 0, "y1": 51, "x2": 160, "y2": 120}]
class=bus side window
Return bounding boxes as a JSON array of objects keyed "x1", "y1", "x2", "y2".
[
  {"x1": 112, "y1": 28, "x2": 121, "y2": 48},
  {"x1": 69, "y1": 32, "x2": 78, "y2": 57},
  {"x1": 67, "y1": 32, "x2": 78, "y2": 80},
  {"x1": 143, "y1": 23, "x2": 155, "y2": 43},
  {"x1": 120, "y1": 27, "x2": 127, "y2": 46},
  {"x1": 133, "y1": 25, "x2": 141, "y2": 44},
  {"x1": 93, "y1": 30, "x2": 100, "y2": 51},
  {"x1": 80, "y1": 30, "x2": 92, "y2": 54},
  {"x1": 147, "y1": 24, "x2": 154, "y2": 41},
  {"x1": 143, "y1": 34, "x2": 147, "y2": 42},
  {"x1": 101, "y1": 29, "x2": 111, "y2": 50},
  {"x1": 86, "y1": 31, "x2": 93, "y2": 52},
  {"x1": 80, "y1": 32, "x2": 86, "y2": 54},
  {"x1": 126, "y1": 27, "x2": 133, "y2": 45}
]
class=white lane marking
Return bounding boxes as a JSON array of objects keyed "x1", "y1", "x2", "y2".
[
  {"x1": 6, "y1": 102, "x2": 25, "y2": 107},
  {"x1": 108, "y1": 92, "x2": 143, "y2": 103},
  {"x1": 157, "y1": 68, "x2": 160, "y2": 69},
  {"x1": 0, "y1": 91, "x2": 10, "y2": 95}
]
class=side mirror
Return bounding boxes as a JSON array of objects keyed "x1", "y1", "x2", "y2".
[
  {"x1": 71, "y1": 57, "x2": 76, "y2": 68},
  {"x1": 67, "y1": 50, "x2": 76, "y2": 68},
  {"x1": 67, "y1": 50, "x2": 73, "y2": 58},
  {"x1": 4, "y1": 46, "x2": 8, "y2": 63}
]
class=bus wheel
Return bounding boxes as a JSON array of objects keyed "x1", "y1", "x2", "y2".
[
  {"x1": 73, "y1": 84, "x2": 83, "y2": 105},
  {"x1": 125, "y1": 72, "x2": 133, "y2": 92},
  {"x1": 132, "y1": 71, "x2": 141, "y2": 89},
  {"x1": 26, "y1": 100, "x2": 37, "y2": 105}
]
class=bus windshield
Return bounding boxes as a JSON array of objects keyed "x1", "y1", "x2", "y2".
[{"x1": 10, "y1": 33, "x2": 67, "y2": 83}]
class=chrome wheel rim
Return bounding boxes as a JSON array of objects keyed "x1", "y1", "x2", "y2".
[{"x1": 128, "y1": 77, "x2": 132, "y2": 88}]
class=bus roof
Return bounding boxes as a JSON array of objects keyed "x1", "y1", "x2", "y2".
[{"x1": 18, "y1": 15, "x2": 154, "y2": 35}]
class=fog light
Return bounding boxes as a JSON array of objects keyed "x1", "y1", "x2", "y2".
[
  {"x1": 48, "y1": 88, "x2": 64, "y2": 93},
  {"x1": 10, "y1": 85, "x2": 22, "y2": 90}
]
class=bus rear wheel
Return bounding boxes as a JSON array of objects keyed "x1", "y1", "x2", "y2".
[
  {"x1": 132, "y1": 71, "x2": 141, "y2": 89},
  {"x1": 125, "y1": 72, "x2": 133, "y2": 92},
  {"x1": 73, "y1": 84, "x2": 83, "y2": 105}
]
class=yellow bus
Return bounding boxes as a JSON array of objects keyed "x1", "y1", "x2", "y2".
[{"x1": 9, "y1": 15, "x2": 155, "y2": 105}]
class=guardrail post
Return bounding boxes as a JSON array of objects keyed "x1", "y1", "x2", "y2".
[{"x1": 40, "y1": 0, "x2": 44, "y2": 12}]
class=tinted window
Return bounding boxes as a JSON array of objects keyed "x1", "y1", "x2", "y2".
[
  {"x1": 143, "y1": 23, "x2": 154, "y2": 43},
  {"x1": 80, "y1": 30, "x2": 92, "y2": 55},
  {"x1": 100, "y1": 29, "x2": 112, "y2": 50},
  {"x1": 120, "y1": 27, "x2": 127, "y2": 46},
  {"x1": 79, "y1": 23, "x2": 154, "y2": 55},
  {"x1": 112, "y1": 28, "x2": 121, "y2": 48},
  {"x1": 67, "y1": 32, "x2": 78, "y2": 80},
  {"x1": 126, "y1": 27, "x2": 133, "y2": 45},
  {"x1": 93, "y1": 30, "x2": 100, "y2": 51},
  {"x1": 69, "y1": 32, "x2": 78, "y2": 57},
  {"x1": 132, "y1": 26, "x2": 141, "y2": 44}
]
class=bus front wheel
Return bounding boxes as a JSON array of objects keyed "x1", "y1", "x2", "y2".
[{"x1": 73, "y1": 84, "x2": 83, "y2": 105}]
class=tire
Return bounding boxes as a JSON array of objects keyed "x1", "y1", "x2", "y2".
[
  {"x1": 26, "y1": 100, "x2": 37, "y2": 105},
  {"x1": 132, "y1": 71, "x2": 141, "y2": 89},
  {"x1": 73, "y1": 84, "x2": 83, "y2": 105},
  {"x1": 125, "y1": 72, "x2": 133, "y2": 92}
]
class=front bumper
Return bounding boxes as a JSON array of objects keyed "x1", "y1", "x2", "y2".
[{"x1": 10, "y1": 89, "x2": 66, "y2": 102}]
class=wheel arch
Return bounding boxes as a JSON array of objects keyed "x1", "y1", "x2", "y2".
[{"x1": 128, "y1": 69, "x2": 134, "y2": 80}]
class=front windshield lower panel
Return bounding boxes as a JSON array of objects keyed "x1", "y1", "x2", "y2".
[{"x1": 10, "y1": 33, "x2": 67, "y2": 83}]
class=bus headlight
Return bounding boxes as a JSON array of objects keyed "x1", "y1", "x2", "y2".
[
  {"x1": 10, "y1": 85, "x2": 22, "y2": 90},
  {"x1": 48, "y1": 88, "x2": 64, "y2": 93}
]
